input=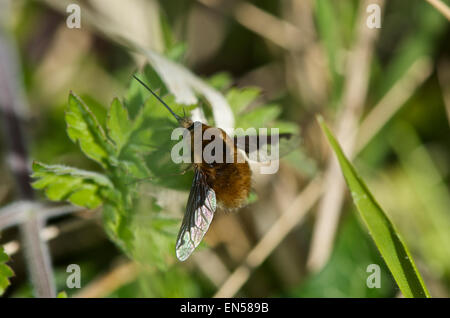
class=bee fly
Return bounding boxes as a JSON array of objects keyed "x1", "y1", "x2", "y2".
[{"x1": 133, "y1": 75, "x2": 298, "y2": 261}]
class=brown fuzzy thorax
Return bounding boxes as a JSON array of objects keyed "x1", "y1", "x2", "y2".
[{"x1": 190, "y1": 124, "x2": 252, "y2": 210}]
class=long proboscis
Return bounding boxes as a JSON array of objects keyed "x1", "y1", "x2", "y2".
[{"x1": 132, "y1": 75, "x2": 181, "y2": 122}]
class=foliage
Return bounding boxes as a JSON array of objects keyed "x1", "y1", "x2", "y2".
[
  {"x1": 57, "y1": 291, "x2": 68, "y2": 298},
  {"x1": 318, "y1": 116, "x2": 430, "y2": 298},
  {"x1": 0, "y1": 246, "x2": 14, "y2": 296},
  {"x1": 31, "y1": 65, "x2": 300, "y2": 269},
  {"x1": 2, "y1": 0, "x2": 448, "y2": 298}
]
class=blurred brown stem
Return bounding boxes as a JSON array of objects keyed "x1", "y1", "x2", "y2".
[
  {"x1": 197, "y1": 0, "x2": 304, "y2": 51},
  {"x1": 214, "y1": 177, "x2": 323, "y2": 297},
  {"x1": 356, "y1": 57, "x2": 433, "y2": 153},
  {"x1": 74, "y1": 260, "x2": 138, "y2": 298},
  {"x1": 0, "y1": 21, "x2": 56, "y2": 297},
  {"x1": 306, "y1": 0, "x2": 385, "y2": 273}
]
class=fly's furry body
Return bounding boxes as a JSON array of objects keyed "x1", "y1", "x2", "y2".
[{"x1": 191, "y1": 124, "x2": 251, "y2": 211}]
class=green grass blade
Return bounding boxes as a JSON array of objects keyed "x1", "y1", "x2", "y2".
[{"x1": 317, "y1": 116, "x2": 430, "y2": 298}]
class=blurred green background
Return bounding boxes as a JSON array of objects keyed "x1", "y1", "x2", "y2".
[{"x1": 0, "y1": 0, "x2": 449, "y2": 298}]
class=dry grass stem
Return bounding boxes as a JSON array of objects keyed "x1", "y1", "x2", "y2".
[
  {"x1": 214, "y1": 177, "x2": 323, "y2": 297},
  {"x1": 74, "y1": 261, "x2": 139, "y2": 298},
  {"x1": 425, "y1": 0, "x2": 450, "y2": 21},
  {"x1": 306, "y1": 0, "x2": 385, "y2": 273}
]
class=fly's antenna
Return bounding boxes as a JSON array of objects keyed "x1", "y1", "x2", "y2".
[{"x1": 133, "y1": 75, "x2": 181, "y2": 122}]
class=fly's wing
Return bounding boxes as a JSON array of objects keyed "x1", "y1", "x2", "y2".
[
  {"x1": 234, "y1": 133, "x2": 300, "y2": 162},
  {"x1": 175, "y1": 168, "x2": 217, "y2": 261}
]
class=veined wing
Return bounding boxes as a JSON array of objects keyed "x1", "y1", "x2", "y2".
[
  {"x1": 234, "y1": 133, "x2": 300, "y2": 162},
  {"x1": 175, "y1": 168, "x2": 217, "y2": 261}
]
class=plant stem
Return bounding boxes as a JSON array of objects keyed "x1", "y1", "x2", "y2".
[{"x1": 0, "y1": 23, "x2": 56, "y2": 297}]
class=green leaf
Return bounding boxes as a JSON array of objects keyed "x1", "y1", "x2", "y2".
[
  {"x1": 0, "y1": 246, "x2": 14, "y2": 296},
  {"x1": 66, "y1": 92, "x2": 114, "y2": 168},
  {"x1": 271, "y1": 120, "x2": 300, "y2": 135},
  {"x1": 317, "y1": 116, "x2": 430, "y2": 298},
  {"x1": 32, "y1": 161, "x2": 115, "y2": 209},
  {"x1": 166, "y1": 43, "x2": 187, "y2": 62},
  {"x1": 121, "y1": 92, "x2": 195, "y2": 190},
  {"x1": 207, "y1": 72, "x2": 232, "y2": 91},
  {"x1": 132, "y1": 211, "x2": 179, "y2": 271},
  {"x1": 102, "y1": 203, "x2": 134, "y2": 253},
  {"x1": 125, "y1": 66, "x2": 167, "y2": 119},
  {"x1": 160, "y1": 12, "x2": 187, "y2": 62},
  {"x1": 226, "y1": 87, "x2": 261, "y2": 115},
  {"x1": 107, "y1": 98, "x2": 133, "y2": 154},
  {"x1": 57, "y1": 291, "x2": 68, "y2": 298},
  {"x1": 235, "y1": 104, "x2": 281, "y2": 129}
]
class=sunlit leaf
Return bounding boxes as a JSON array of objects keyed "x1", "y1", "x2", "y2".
[
  {"x1": 318, "y1": 116, "x2": 430, "y2": 298},
  {"x1": 133, "y1": 211, "x2": 179, "y2": 271},
  {"x1": 226, "y1": 87, "x2": 261, "y2": 115},
  {"x1": 236, "y1": 104, "x2": 281, "y2": 130},
  {"x1": 66, "y1": 93, "x2": 115, "y2": 168},
  {"x1": 107, "y1": 98, "x2": 133, "y2": 154},
  {"x1": 57, "y1": 291, "x2": 68, "y2": 298},
  {"x1": 32, "y1": 161, "x2": 115, "y2": 209},
  {"x1": 0, "y1": 246, "x2": 14, "y2": 296},
  {"x1": 207, "y1": 72, "x2": 232, "y2": 92}
]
